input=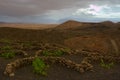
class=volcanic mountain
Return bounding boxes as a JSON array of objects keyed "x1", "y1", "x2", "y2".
[
  {"x1": 54, "y1": 20, "x2": 83, "y2": 30},
  {"x1": 100, "y1": 21, "x2": 115, "y2": 27},
  {"x1": 54, "y1": 20, "x2": 112, "y2": 31}
]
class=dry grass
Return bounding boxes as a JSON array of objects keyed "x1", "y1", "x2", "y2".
[
  {"x1": 64, "y1": 35, "x2": 110, "y2": 54},
  {"x1": 0, "y1": 23, "x2": 58, "y2": 30}
]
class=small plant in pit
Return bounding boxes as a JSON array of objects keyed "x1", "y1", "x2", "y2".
[
  {"x1": 0, "y1": 45, "x2": 12, "y2": 50},
  {"x1": 32, "y1": 57, "x2": 49, "y2": 76},
  {"x1": 0, "y1": 51, "x2": 15, "y2": 59},
  {"x1": 0, "y1": 39, "x2": 12, "y2": 44},
  {"x1": 100, "y1": 59, "x2": 114, "y2": 69},
  {"x1": 63, "y1": 48, "x2": 71, "y2": 52},
  {"x1": 42, "y1": 49, "x2": 64, "y2": 56},
  {"x1": 0, "y1": 45, "x2": 15, "y2": 59},
  {"x1": 20, "y1": 42, "x2": 33, "y2": 48}
]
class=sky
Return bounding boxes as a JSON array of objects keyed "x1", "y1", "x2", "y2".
[{"x1": 0, "y1": 0, "x2": 120, "y2": 23}]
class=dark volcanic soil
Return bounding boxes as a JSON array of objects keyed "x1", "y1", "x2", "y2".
[
  {"x1": 1, "y1": 62, "x2": 120, "y2": 80},
  {"x1": 0, "y1": 21, "x2": 120, "y2": 80},
  {"x1": 0, "y1": 48, "x2": 120, "y2": 80}
]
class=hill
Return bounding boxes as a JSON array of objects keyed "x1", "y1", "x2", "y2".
[
  {"x1": 54, "y1": 20, "x2": 83, "y2": 30},
  {"x1": 54, "y1": 20, "x2": 114, "y2": 31},
  {"x1": 0, "y1": 21, "x2": 120, "y2": 80}
]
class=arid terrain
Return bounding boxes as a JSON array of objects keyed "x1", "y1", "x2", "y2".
[
  {"x1": 0, "y1": 20, "x2": 120, "y2": 80},
  {"x1": 0, "y1": 23, "x2": 58, "y2": 30}
]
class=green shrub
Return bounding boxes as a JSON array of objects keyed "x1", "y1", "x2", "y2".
[
  {"x1": 0, "y1": 45, "x2": 15, "y2": 59},
  {"x1": 21, "y1": 42, "x2": 32, "y2": 47},
  {"x1": 32, "y1": 57, "x2": 49, "y2": 76},
  {"x1": 63, "y1": 48, "x2": 71, "y2": 52},
  {"x1": 42, "y1": 49, "x2": 64, "y2": 56},
  {"x1": 0, "y1": 51, "x2": 15, "y2": 59},
  {"x1": 0, "y1": 45, "x2": 12, "y2": 50},
  {"x1": 100, "y1": 59, "x2": 114, "y2": 69},
  {"x1": 54, "y1": 50, "x2": 64, "y2": 56},
  {"x1": 0, "y1": 39, "x2": 12, "y2": 44}
]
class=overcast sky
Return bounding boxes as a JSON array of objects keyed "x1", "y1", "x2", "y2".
[{"x1": 0, "y1": 0, "x2": 120, "y2": 23}]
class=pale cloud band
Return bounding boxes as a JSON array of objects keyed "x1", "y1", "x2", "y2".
[{"x1": 73, "y1": 4, "x2": 120, "y2": 18}]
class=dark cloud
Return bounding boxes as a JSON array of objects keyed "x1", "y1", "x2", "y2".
[
  {"x1": 1, "y1": 0, "x2": 119, "y2": 16},
  {"x1": 0, "y1": 0, "x2": 119, "y2": 23},
  {"x1": 0, "y1": 0, "x2": 81, "y2": 16}
]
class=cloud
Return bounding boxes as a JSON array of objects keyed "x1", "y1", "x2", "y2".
[
  {"x1": 73, "y1": 4, "x2": 109, "y2": 16},
  {"x1": 0, "y1": 0, "x2": 119, "y2": 23},
  {"x1": 73, "y1": 4, "x2": 120, "y2": 18},
  {"x1": 0, "y1": 0, "x2": 81, "y2": 17},
  {"x1": 1, "y1": 0, "x2": 119, "y2": 17}
]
